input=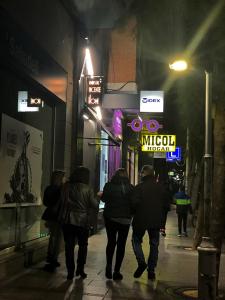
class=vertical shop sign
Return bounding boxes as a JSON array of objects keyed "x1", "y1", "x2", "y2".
[{"x1": 87, "y1": 76, "x2": 103, "y2": 106}]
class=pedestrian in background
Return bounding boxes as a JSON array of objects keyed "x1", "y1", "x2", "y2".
[
  {"x1": 42, "y1": 170, "x2": 65, "y2": 272},
  {"x1": 131, "y1": 165, "x2": 171, "y2": 281},
  {"x1": 58, "y1": 166, "x2": 99, "y2": 280},
  {"x1": 102, "y1": 168, "x2": 133, "y2": 280},
  {"x1": 174, "y1": 185, "x2": 192, "y2": 237}
]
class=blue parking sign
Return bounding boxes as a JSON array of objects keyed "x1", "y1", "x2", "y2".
[{"x1": 166, "y1": 147, "x2": 181, "y2": 162}]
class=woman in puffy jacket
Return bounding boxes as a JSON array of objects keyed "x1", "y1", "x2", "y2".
[
  {"x1": 59, "y1": 166, "x2": 99, "y2": 280},
  {"x1": 102, "y1": 168, "x2": 133, "y2": 280}
]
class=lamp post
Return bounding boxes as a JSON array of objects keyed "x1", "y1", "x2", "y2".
[{"x1": 169, "y1": 61, "x2": 217, "y2": 300}]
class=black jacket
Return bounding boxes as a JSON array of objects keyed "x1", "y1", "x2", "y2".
[
  {"x1": 60, "y1": 182, "x2": 99, "y2": 228},
  {"x1": 42, "y1": 185, "x2": 61, "y2": 221},
  {"x1": 131, "y1": 175, "x2": 171, "y2": 230},
  {"x1": 102, "y1": 177, "x2": 133, "y2": 219}
]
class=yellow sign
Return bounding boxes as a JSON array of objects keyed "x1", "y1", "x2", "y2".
[{"x1": 141, "y1": 134, "x2": 176, "y2": 152}]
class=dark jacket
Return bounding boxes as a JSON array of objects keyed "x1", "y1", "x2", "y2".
[
  {"x1": 42, "y1": 185, "x2": 61, "y2": 221},
  {"x1": 102, "y1": 177, "x2": 133, "y2": 219},
  {"x1": 174, "y1": 191, "x2": 192, "y2": 214},
  {"x1": 59, "y1": 182, "x2": 99, "y2": 228},
  {"x1": 131, "y1": 175, "x2": 171, "y2": 230}
]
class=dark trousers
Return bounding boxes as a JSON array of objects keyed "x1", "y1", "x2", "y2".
[
  {"x1": 46, "y1": 220, "x2": 62, "y2": 263},
  {"x1": 177, "y1": 212, "x2": 188, "y2": 234},
  {"x1": 161, "y1": 211, "x2": 168, "y2": 230},
  {"x1": 62, "y1": 224, "x2": 89, "y2": 275},
  {"x1": 104, "y1": 217, "x2": 130, "y2": 272},
  {"x1": 132, "y1": 227, "x2": 160, "y2": 272}
]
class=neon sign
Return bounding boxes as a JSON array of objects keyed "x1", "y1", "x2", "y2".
[
  {"x1": 166, "y1": 147, "x2": 181, "y2": 162},
  {"x1": 127, "y1": 119, "x2": 163, "y2": 132},
  {"x1": 141, "y1": 134, "x2": 176, "y2": 152}
]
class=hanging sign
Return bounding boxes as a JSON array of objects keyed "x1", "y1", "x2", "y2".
[
  {"x1": 127, "y1": 119, "x2": 163, "y2": 132},
  {"x1": 166, "y1": 147, "x2": 181, "y2": 161},
  {"x1": 87, "y1": 76, "x2": 103, "y2": 106},
  {"x1": 141, "y1": 134, "x2": 176, "y2": 152},
  {"x1": 140, "y1": 91, "x2": 164, "y2": 112}
]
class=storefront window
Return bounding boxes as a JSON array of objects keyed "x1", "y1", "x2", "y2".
[
  {"x1": 0, "y1": 67, "x2": 54, "y2": 250},
  {"x1": 99, "y1": 131, "x2": 109, "y2": 209}
]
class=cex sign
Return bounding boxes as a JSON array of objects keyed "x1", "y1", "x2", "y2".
[{"x1": 140, "y1": 91, "x2": 164, "y2": 113}]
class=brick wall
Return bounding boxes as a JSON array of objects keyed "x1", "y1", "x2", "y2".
[{"x1": 108, "y1": 18, "x2": 136, "y2": 83}]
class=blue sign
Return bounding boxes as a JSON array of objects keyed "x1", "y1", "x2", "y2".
[{"x1": 166, "y1": 147, "x2": 181, "y2": 162}]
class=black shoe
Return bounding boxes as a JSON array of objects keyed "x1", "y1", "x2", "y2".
[
  {"x1": 76, "y1": 269, "x2": 87, "y2": 279},
  {"x1": 46, "y1": 259, "x2": 60, "y2": 268},
  {"x1": 105, "y1": 266, "x2": 112, "y2": 279},
  {"x1": 148, "y1": 271, "x2": 156, "y2": 281},
  {"x1": 67, "y1": 273, "x2": 74, "y2": 280},
  {"x1": 113, "y1": 272, "x2": 123, "y2": 280},
  {"x1": 43, "y1": 264, "x2": 56, "y2": 273},
  {"x1": 133, "y1": 263, "x2": 147, "y2": 278}
]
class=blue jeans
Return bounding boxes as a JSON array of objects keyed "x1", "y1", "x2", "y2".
[{"x1": 132, "y1": 227, "x2": 160, "y2": 272}]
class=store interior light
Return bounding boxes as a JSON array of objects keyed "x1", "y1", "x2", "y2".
[
  {"x1": 85, "y1": 48, "x2": 94, "y2": 76},
  {"x1": 95, "y1": 106, "x2": 102, "y2": 120},
  {"x1": 83, "y1": 113, "x2": 89, "y2": 120}
]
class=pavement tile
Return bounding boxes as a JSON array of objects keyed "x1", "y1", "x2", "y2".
[{"x1": 0, "y1": 211, "x2": 224, "y2": 299}]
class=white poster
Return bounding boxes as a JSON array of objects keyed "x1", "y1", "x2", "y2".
[{"x1": 0, "y1": 114, "x2": 43, "y2": 206}]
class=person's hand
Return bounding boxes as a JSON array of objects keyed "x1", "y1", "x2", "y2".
[{"x1": 97, "y1": 191, "x2": 103, "y2": 198}]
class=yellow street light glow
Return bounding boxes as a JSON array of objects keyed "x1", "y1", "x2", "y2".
[
  {"x1": 95, "y1": 106, "x2": 102, "y2": 120},
  {"x1": 85, "y1": 48, "x2": 94, "y2": 76},
  {"x1": 169, "y1": 60, "x2": 188, "y2": 71}
]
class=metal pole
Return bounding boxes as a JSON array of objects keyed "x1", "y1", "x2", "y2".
[
  {"x1": 198, "y1": 71, "x2": 217, "y2": 300},
  {"x1": 185, "y1": 127, "x2": 189, "y2": 194}
]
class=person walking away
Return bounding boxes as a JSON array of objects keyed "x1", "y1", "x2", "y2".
[
  {"x1": 58, "y1": 166, "x2": 99, "y2": 280},
  {"x1": 131, "y1": 165, "x2": 171, "y2": 281},
  {"x1": 102, "y1": 168, "x2": 133, "y2": 280},
  {"x1": 42, "y1": 170, "x2": 65, "y2": 271},
  {"x1": 174, "y1": 185, "x2": 192, "y2": 237}
]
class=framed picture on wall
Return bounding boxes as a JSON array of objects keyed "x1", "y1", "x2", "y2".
[{"x1": 0, "y1": 113, "x2": 43, "y2": 206}]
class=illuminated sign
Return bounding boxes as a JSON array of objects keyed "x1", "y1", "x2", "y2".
[
  {"x1": 154, "y1": 152, "x2": 166, "y2": 158},
  {"x1": 127, "y1": 119, "x2": 163, "y2": 132},
  {"x1": 27, "y1": 96, "x2": 42, "y2": 107},
  {"x1": 166, "y1": 147, "x2": 181, "y2": 162},
  {"x1": 18, "y1": 91, "x2": 39, "y2": 112},
  {"x1": 87, "y1": 76, "x2": 103, "y2": 106},
  {"x1": 141, "y1": 134, "x2": 176, "y2": 152},
  {"x1": 140, "y1": 91, "x2": 164, "y2": 112}
]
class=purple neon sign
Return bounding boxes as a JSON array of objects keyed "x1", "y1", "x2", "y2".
[{"x1": 127, "y1": 119, "x2": 163, "y2": 132}]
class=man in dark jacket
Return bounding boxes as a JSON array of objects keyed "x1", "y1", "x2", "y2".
[{"x1": 131, "y1": 165, "x2": 170, "y2": 281}]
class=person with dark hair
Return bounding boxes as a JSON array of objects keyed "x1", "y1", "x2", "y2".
[
  {"x1": 42, "y1": 170, "x2": 65, "y2": 271},
  {"x1": 174, "y1": 185, "x2": 192, "y2": 237},
  {"x1": 131, "y1": 165, "x2": 171, "y2": 281},
  {"x1": 59, "y1": 166, "x2": 99, "y2": 280},
  {"x1": 102, "y1": 168, "x2": 133, "y2": 280}
]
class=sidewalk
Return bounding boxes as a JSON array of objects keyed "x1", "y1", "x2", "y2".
[{"x1": 0, "y1": 209, "x2": 224, "y2": 300}]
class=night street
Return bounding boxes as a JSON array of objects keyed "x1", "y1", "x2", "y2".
[{"x1": 0, "y1": 210, "x2": 224, "y2": 299}]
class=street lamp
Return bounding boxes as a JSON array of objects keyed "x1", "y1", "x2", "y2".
[
  {"x1": 169, "y1": 60, "x2": 188, "y2": 71},
  {"x1": 169, "y1": 60, "x2": 217, "y2": 300}
]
